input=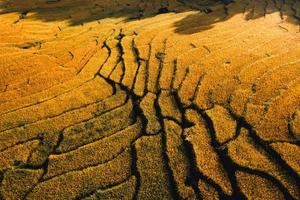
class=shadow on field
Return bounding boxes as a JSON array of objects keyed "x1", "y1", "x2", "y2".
[
  {"x1": 174, "y1": 0, "x2": 300, "y2": 34},
  {"x1": 0, "y1": 0, "x2": 299, "y2": 34}
]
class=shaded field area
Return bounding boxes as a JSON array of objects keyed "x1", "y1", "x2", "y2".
[{"x1": 0, "y1": 0, "x2": 300, "y2": 199}]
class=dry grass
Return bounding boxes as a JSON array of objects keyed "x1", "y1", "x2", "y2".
[{"x1": 0, "y1": 0, "x2": 299, "y2": 199}]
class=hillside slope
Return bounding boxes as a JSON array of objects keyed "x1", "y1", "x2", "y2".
[{"x1": 0, "y1": 0, "x2": 300, "y2": 199}]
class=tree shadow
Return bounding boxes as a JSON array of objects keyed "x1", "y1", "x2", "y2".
[
  {"x1": 0, "y1": 0, "x2": 218, "y2": 25},
  {"x1": 174, "y1": 0, "x2": 300, "y2": 34},
  {"x1": 0, "y1": 0, "x2": 145, "y2": 25},
  {"x1": 0, "y1": 0, "x2": 299, "y2": 33}
]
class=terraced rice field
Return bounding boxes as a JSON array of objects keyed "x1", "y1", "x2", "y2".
[{"x1": 0, "y1": 0, "x2": 300, "y2": 199}]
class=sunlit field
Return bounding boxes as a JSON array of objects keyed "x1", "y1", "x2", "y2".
[{"x1": 0, "y1": 0, "x2": 299, "y2": 199}]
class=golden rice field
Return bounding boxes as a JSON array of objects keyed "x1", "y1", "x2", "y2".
[{"x1": 0, "y1": 0, "x2": 299, "y2": 199}]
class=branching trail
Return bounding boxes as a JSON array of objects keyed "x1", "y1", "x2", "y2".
[{"x1": 0, "y1": 0, "x2": 300, "y2": 199}]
